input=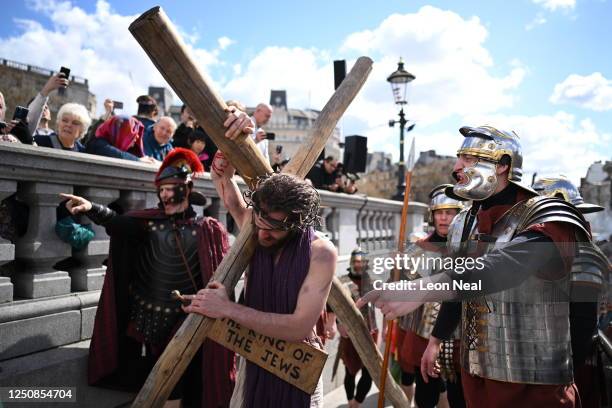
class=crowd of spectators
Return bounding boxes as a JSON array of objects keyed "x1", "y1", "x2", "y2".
[
  {"x1": 0, "y1": 72, "x2": 361, "y2": 254},
  {"x1": 306, "y1": 156, "x2": 358, "y2": 195}
]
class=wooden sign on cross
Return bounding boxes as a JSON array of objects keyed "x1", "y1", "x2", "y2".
[
  {"x1": 208, "y1": 318, "x2": 328, "y2": 395},
  {"x1": 127, "y1": 6, "x2": 409, "y2": 408}
]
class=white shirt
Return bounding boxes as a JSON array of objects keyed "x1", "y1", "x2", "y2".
[{"x1": 250, "y1": 117, "x2": 269, "y2": 163}]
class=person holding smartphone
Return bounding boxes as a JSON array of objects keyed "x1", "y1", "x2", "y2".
[
  {"x1": 1, "y1": 102, "x2": 33, "y2": 145},
  {"x1": 26, "y1": 72, "x2": 69, "y2": 136}
]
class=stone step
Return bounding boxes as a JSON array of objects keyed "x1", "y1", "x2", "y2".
[{"x1": 0, "y1": 340, "x2": 134, "y2": 408}]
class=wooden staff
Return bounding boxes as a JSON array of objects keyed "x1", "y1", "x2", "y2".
[
  {"x1": 127, "y1": 7, "x2": 376, "y2": 407},
  {"x1": 378, "y1": 137, "x2": 416, "y2": 408}
]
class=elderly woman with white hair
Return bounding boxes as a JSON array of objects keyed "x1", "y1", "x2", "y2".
[{"x1": 34, "y1": 103, "x2": 91, "y2": 152}]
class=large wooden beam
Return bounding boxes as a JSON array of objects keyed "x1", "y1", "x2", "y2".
[
  {"x1": 129, "y1": 6, "x2": 272, "y2": 187},
  {"x1": 127, "y1": 7, "x2": 378, "y2": 407},
  {"x1": 328, "y1": 277, "x2": 409, "y2": 407}
]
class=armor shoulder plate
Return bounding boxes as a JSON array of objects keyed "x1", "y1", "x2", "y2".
[
  {"x1": 516, "y1": 196, "x2": 591, "y2": 241},
  {"x1": 572, "y1": 241, "x2": 611, "y2": 289}
]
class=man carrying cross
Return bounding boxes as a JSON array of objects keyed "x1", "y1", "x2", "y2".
[{"x1": 182, "y1": 109, "x2": 337, "y2": 408}]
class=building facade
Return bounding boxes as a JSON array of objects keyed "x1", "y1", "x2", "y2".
[
  {"x1": 0, "y1": 58, "x2": 96, "y2": 121},
  {"x1": 247, "y1": 90, "x2": 342, "y2": 163}
]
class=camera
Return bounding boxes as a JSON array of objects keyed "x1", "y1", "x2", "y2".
[
  {"x1": 13, "y1": 106, "x2": 29, "y2": 122},
  {"x1": 0, "y1": 121, "x2": 6, "y2": 132},
  {"x1": 112, "y1": 101, "x2": 124, "y2": 110},
  {"x1": 266, "y1": 132, "x2": 276, "y2": 141}
]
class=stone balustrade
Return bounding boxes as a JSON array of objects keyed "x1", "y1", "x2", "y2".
[{"x1": 0, "y1": 142, "x2": 427, "y2": 364}]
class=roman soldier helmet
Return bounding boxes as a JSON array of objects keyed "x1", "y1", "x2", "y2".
[
  {"x1": 349, "y1": 247, "x2": 369, "y2": 274},
  {"x1": 428, "y1": 184, "x2": 464, "y2": 223},
  {"x1": 430, "y1": 184, "x2": 464, "y2": 211},
  {"x1": 155, "y1": 148, "x2": 204, "y2": 204},
  {"x1": 452, "y1": 125, "x2": 536, "y2": 200},
  {"x1": 533, "y1": 176, "x2": 604, "y2": 214}
]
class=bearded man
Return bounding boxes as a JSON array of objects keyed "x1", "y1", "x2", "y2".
[{"x1": 182, "y1": 108, "x2": 337, "y2": 408}]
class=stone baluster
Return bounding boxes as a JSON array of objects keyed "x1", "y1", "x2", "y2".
[
  {"x1": 358, "y1": 210, "x2": 368, "y2": 250},
  {"x1": 0, "y1": 180, "x2": 17, "y2": 303},
  {"x1": 14, "y1": 182, "x2": 72, "y2": 298},
  {"x1": 336, "y1": 206, "x2": 359, "y2": 257},
  {"x1": 374, "y1": 211, "x2": 383, "y2": 250},
  {"x1": 145, "y1": 191, "x2": 159, "y2": 209},
  {"x1": 116, "y1": 190, "x2": 148, "y2": 213},
  {"x1": 365, "y1": 210, "x2": 375, "y2": 252},
  {"x1": 385, "y1": 212, "x2": 394, "y2": 249},
  {"x1": 70, "y1": 187, "x2": 120, "y2": 292},
  {"x1": 327, "y1": 207, "x2": 339, "y2": 246}
]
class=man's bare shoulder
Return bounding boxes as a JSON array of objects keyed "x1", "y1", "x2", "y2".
[{"x1": 311, "y1": 236, "x2": 337, "y2": 264}]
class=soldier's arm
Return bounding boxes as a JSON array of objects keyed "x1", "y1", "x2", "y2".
[
  {"x1": 425, "y1": 231, "x2": 562, "y2": 301},
  {"x1": 431, "y1": 302, "x2": 461, "y2": 340},
  {"x1": 60, "y1": 193, "x2": 144, "y2": 238}
]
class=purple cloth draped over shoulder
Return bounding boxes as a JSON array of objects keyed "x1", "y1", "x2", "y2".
[{"x1": 243, "y1": 227, "x2": 315, "y2": 408}]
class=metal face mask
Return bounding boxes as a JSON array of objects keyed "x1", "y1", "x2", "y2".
[{"x1": 453, "y1": 159, "x2": 498, "y2": 200}]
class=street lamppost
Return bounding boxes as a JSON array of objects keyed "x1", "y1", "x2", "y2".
[{"x1": 387, "y1": 58, "x2": 415, "y2": 201}]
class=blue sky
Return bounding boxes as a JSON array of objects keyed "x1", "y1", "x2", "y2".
[{"x1": 0, "y1": 0, "x2": 610, "y2": 184}]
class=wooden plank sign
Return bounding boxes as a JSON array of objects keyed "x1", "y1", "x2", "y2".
[{"x1": 208, "y1": 318, "x2": 327, "y2": 394}]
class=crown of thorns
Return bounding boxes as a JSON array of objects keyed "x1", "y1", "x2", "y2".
[{"x1": 242, "y1": 175, "x2": 320, "y2": 231}]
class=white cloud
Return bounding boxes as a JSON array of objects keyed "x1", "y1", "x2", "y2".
[
  {"x1": 532, "y1": 0, "x2": 576, "y2": 12},
  {"x1": 1, "y1": 0, "x2": 226, "y2": 115},
  {"x1": 217, "y1": 36, "x2": 235, "y2": 50},
  {"x1": 337, "y1": 6, "x2": 526, "y2": 128},
  {"x1": 525, "y1": 14, "x2": 547, "y2": 30},
  {"x1": 550, "y1": 72, "x2": 612, "y2": 111},
  {"x1": 221, "y1": 46, "x2": 333, "y2": 108}
]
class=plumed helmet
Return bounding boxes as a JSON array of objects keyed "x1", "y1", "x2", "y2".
[
  {"x1": 533, "y1": 176, "x2": 603, "y2": 214},
  {"x1": 155, "y1": 148, "x2": 204, "y2": 186},
  {"x1": 429, "y1": 184, "x2": 465, "y2": 212}
]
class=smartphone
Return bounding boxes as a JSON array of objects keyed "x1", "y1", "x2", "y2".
[
  {"x1": 58, "y1": 66, "x2": 70, "y2": 95},
  {"x1": 59, "y1": 66, "x2": 71, "y2": 79},
  {"x1": 13, "y1": 106, "x2": 29, "y2": 122},
  {"x1": 0, "y1": 121, "x2": 6, "y2": 132},
  {"x1": 275, "y1": 145, "x2": 283, "y2": 154},
  {"x1": 112, "y1": 101, "x2": 124, "y2": 110},
  {"x1": 266, "y1": 132, "x2": 276, "y2": 141}
]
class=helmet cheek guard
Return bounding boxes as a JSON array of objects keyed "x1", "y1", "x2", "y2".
[{"x1": 453, "y1": 160, "x2": 498, "y2": 201}]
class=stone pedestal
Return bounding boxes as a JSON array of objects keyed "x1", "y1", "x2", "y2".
[
  {"x1": 14, "y1": 183, "x2": 72, "y2": 298},
  {"x1": 0, "y1": 180, "x2": 17, "y2": 303},
  {"x1": 70, "y1": 187, "x2": 119, "y2": 291}
]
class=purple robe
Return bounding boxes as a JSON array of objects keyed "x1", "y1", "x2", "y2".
[{"x1": 243, "y1": 228, "x2": 318, "y2": 408}]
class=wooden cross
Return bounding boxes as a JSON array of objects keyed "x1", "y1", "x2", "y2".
[{"x1": 128, "y1": 7, "x2": 409, "y2": 407}]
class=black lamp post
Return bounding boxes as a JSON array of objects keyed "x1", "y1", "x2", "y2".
[{"x1": 387, "y1": 58, "x2": 415, "y2": 201}]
